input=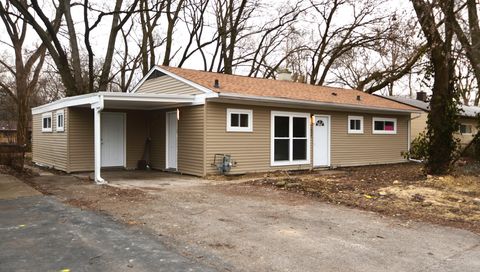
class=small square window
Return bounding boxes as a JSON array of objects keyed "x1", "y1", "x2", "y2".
[
  {"x1": 56, "y1": 110, "x2": 65, "y2": 132},
  {"x1": 227, "y1": 109, "x2": 253, "y2": 132},
  {"x1": 42, "y1": 113, "x2": 52, "y2": 132},
  {"x1": 348, "y1": 116, "x2": 363, "y2": 134},
  {"x1": 372, "y1": 117, "x2": 397, "y2": 134},
  {"x1": 460, "y1": 124, "x2": 473, "y2": 134}
]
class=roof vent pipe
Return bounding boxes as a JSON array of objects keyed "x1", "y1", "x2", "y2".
[
  {"x1": 357, "y1": 95, "x2": 361, "y2": 101},
  {"x1": 214, "y1": 79, "x2": 220, "y2": 88}
]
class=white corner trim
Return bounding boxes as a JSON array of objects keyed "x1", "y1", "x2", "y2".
[
  {"x1": 41, "y1": 112, "x2": 53, "y2": 132},
  {"x1": 347, "y1": 115, "x2": 364, "y2": 134},
  {"x1": 130, "y1": 66, "x2": 216, "y2": 95},
  {"x1": 372, "y1": 117, "x2": 397, "y2": 134},
  {"x1": 270, "y1": 111, "x2": 311, "y2": 166},
  {"x1": 226, "y1": 108, "x2": 253, "y2": 132}
]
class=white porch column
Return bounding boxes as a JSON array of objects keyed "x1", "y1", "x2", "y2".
[{"x1": 91, "y1": 95, "x2": 106, "y2": 184}]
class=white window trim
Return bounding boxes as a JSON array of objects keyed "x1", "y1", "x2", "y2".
[
  {"x1": 270, "y1": 111, "x2": 311, "y2": 166},
  {"x1": 348, "y1": 115, "x2": 364, "y2": 134},
  {"x1": 42, "y1": 112, "x2": 52, "y2": 132},
  {"x1": 226, "y1": 108, "x2": 253, "y2": 132},
  {"x1": 56, "y1": 110, "x2": 65, "y2": 132},
  {"x1": 372, "y1": 117, "x2": 397, "y2": 134},
  {"x1": 460, "y1": 124, "x2": 473, "y2": 135}
]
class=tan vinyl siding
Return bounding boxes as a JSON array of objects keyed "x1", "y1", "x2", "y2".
[
  {"x1": 68, "y1": 108, "x2": 94, "y2": 172},
  {"x1": 126, "y1": 111, "x2": 149, "y2": 169},
  {"x1": 457, "y1": 117, "x2": 478, "y2": 146},
  {"x1": 331, "y1": 113, "x2": 408, "y2": 167},
  {"x1": 136, "y1": 75, "x2": 202, "y2": 95},
  {"x1": 67, "y1": 108, "x2": 149, "y2": 172},
  {"x1": 32, "y1": 108, "x2": 69, "y2": 171},
  {"x1": 149, "y1": 111, "x2": 166, "y2": 169},
  {"x1": 410, "y1": 112, "x2": 428, "y2": 140},
  {"x1": 205, "y1": 102, "x2": 409, "y2": 175},
  {"x1": 410, "y1": 112, "x2": 476, "y2": 146},
  {"x1": 177, "y1": 105, "x2": 205, "y2": 176}
]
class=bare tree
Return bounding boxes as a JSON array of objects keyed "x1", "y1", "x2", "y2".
[
  {"x1": 10, "y1": 0, "x2": 140, "y2": 96},
  {"x1": 0, "y1": 0, "x2": 61, "y2": 147},
  {"x1": 411, "y1": 0, "x2": 457, "y2": 174},
  {"x1": 214, "y1": 0, "x2": 259, "y2": 74}
]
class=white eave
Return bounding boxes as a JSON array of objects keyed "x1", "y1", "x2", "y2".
[{"x1": 32, "y1": 92, "x2": 201, "y2": 115}]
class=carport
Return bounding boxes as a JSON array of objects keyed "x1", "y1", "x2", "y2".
[{"x1": 32, "y1": 92, "x2": 201, "y2": 184}]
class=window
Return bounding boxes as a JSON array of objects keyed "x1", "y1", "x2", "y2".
[
  {"x1": 348, "y1": 116, "x2": 363, "y2": 134},
  {"x1": 227, "y1": 108, "x2": 253, "y2": 132},
  {"x1": 271, "y1": 111, "x2": 310, "y2": 166},
  {"x1": 460, "y1": 124, "x2": 473, "y2": 134},
  {"x1": 372, "y1": 117, "x2": 397, "y2": 134},
  {"x1": 56, "y1": 110, "x2": 65, "y2": 132},
  {"x1": 42, "y1": 112, "x2": 52, "y2": 132}
]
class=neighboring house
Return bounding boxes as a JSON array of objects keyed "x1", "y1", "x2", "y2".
[
  {"x1": 381, "y1": 92, "x2": 480, "y2": 147},
  {"x1": 0, "y1": 121, "x2": 32, "y2": 144},
  {"x1": 31, "y1": 66, "x2": 417, "y2": 183}
]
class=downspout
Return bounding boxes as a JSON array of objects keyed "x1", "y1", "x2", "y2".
[{"x1": 91, "y1": 94, "x2": 106, "y2": 184}]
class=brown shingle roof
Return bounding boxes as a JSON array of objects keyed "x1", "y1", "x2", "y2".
[{"x1": 161, "y1": 66, "x2": 416, "y2": 112}]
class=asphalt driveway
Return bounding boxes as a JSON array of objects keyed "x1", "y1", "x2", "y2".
[{"x1": 0, "y1": 174, "x2": 215, "y2": 272}]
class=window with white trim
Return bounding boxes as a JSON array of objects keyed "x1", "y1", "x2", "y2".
[
  {"x1": 42, "y1": 112, "x2": 52, "y2": 132},
  {"x1": 348, "y1": 116, "x2": 363, "y2": 134},
  {"x1": 271, "y1": 111, "x2": 310, "y2": 165},
  {"x1": 56, "y1": 110, "x2": 65, "y2": 132},
  {"x1": 460, "y1": 124, "x2": 473, "y2": 134},
  {"x1": 372, "y1": 117, "x2": 397, "y2": 134},
  {"x1": 227, "y1": 108, "x2": 253, "y2": 132}
]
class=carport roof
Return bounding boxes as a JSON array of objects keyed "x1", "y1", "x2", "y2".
[{"x1": 31, "y1": 92, "x2": 200, "y2": 115}]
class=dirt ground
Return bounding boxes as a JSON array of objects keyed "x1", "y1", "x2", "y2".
[
  {"x1": 246, "y1": 162, "x2": 480, "y2": 234},
  {"x1": 9, "y1": 164, "x2": 480, "y2": 272}
]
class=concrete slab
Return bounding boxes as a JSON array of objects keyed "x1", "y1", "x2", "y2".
[
  {"x1": 0, "y1": 174, "x2": 41, "y2": 200},
  {"x1": 0, "y1": 195, "x2": 216, "y2": 272}
]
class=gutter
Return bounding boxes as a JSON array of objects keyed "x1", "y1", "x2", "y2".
[{"x1": 215, "y1": 92, "x2": 420, "y2": 114}]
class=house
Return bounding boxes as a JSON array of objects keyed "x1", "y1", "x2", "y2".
[
  {"x1": 381, "y1": 92, "x2": 480, "y2": 147},
  {"x1": 31, "y1": 66, "x2": 417, "y2": 183},
  {"x1": 0, "y1": 120, "x2": 32, "y2": 145}
]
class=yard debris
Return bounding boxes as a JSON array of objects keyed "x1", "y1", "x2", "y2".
[
  {"x1": 249, "y1": 163, "x2": 480, "y2": 234},
  {"x1": 411, "y1": 194, "x2": 425, "y2": 202}
]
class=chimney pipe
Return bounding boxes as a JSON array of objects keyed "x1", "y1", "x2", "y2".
[{"x1": 416, "y1": 91, "x2": 427, "y2": 102}]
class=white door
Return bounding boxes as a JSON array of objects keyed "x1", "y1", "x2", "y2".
[
  {"x1": 166, "y1": 111, "x2": 178, "y2": 169},
  {"x1": 101, "y1": 112, "x2": 125, "y2": 167},
  {"x1": 313, "y1": 115, "x2": 330, "y2": 167}
]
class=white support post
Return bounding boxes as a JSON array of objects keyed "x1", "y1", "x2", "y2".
[{"x1": 92, "y1": 95, "x2": 106, "y2": 184}]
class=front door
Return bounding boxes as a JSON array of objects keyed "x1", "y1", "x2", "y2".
[
  {"x1": 313, "y1": 115, "x2": 330, "y2": 167},
  {"x1": 101, "y1": 112, "x2": 125, "y2": 167},
  {"x1": 166, "y1": 111, "x2": 178, "y2": 169}
]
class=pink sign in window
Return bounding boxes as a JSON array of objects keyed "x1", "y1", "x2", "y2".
[{"x1": 385, "y1": 122, "x2": 394, "y2": 131}]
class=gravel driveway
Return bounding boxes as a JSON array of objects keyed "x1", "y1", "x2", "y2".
[{"x1": 24, "y1": 170, "x2": 480, "y2": 272}]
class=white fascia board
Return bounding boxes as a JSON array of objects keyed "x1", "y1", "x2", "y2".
[
  {"x1": 100, "y1": 92, "x2": 198, "y2": 103},
  {"x1": 215, "y1": 92, "x2": 419, "y2": 114},
  {"x1": 32, "y1": 93, "x2": 100, "y2": 115},
  {"x1": 129, "y1": 66, "x2": 216, "y2": 95}
]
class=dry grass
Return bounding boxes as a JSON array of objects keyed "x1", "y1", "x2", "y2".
[{"x1": 249, "y1": 163, "x2": 480, "y2": 234}]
